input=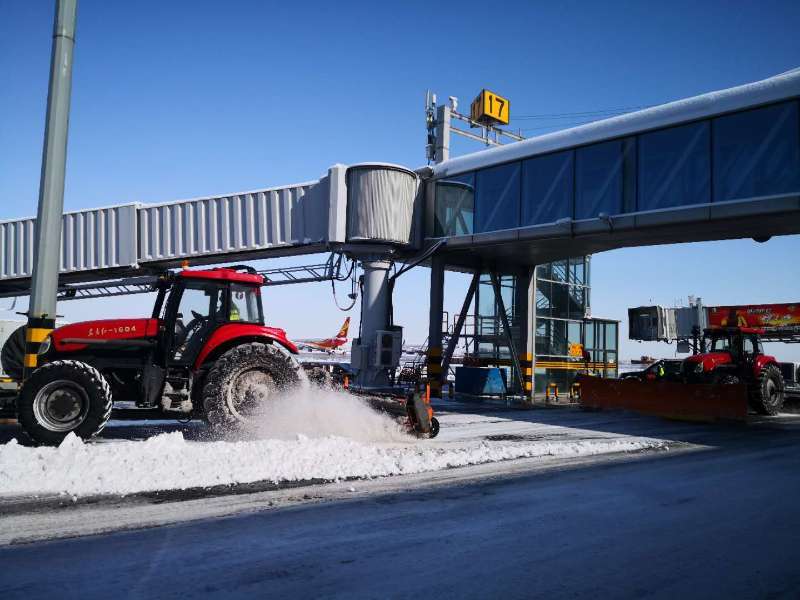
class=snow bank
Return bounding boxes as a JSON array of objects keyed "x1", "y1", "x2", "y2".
[{"x1": 0, "y1": 430, "x2": 665, "y2": 497}]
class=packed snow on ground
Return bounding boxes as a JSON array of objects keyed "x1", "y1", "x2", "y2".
[{"x1": 0, "y1": 388, "x2": 667, "y2": 497}]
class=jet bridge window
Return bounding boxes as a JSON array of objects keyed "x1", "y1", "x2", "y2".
[
  {"x1": 713, "y1": 101, "x2": 800, "y2": 202},
  {"x1": 575, "y1": 138, "x2": 635, "y2": 219},
  {"x1": 638, "y1": 121, "x2": 711, "y2": 210},
  {"x1": 475, "y1": 162, "x2": 521, "y2": 233},
  {"x1": 521, "y1": 151, "x2": 574, "y2": 226},
  {"x1": 434, "y1": 173, "x2": 474, "y2": 236}
]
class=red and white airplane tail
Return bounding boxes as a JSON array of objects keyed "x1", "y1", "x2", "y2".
[
  {"x1": 295, "y1": 317, "x2": 351, "y2": 352},
  {"x1": 335, "y1": 317, "x2": 350, "y2": 339}
]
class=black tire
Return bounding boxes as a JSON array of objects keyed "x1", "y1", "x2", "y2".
[
  {"x1": 429, "y1": 417, "x2": 440, "y2": 438},
  {"x1": 17, "y1": 360, "x2": 112, "y2": 445},
  {"x1": 1, "y1": 325, "x2": 26, "y2": 381},
  {"x1": 749, "y1": 364, "x2": 785, "y2": 416},
  {"x1": 203, "y1": 342, "x2": 301, "y2": 432}
]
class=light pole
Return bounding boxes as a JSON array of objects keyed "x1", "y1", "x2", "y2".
[{"x1": 25, "y1": 0, "x2": 78, "y2": 376}]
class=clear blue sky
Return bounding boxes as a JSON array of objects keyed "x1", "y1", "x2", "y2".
[{"x1": 1, "y1": 0, "x2": 799, "y2": 360}]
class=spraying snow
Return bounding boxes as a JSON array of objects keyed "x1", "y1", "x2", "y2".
[{"x1": 240, "y1": 386, "x2": 410, "y2": 443}]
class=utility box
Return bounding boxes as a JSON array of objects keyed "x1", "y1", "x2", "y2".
[{"x1": 374, "y1": 327, "x2": 402, "y2": 368}]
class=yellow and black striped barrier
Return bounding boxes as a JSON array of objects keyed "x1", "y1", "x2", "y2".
[
  {"x1": 426, "y1": 346, "x2": 443, "y2": 397},
  {"x1": 23, "y1": 316, "x2": 56, "y2": 377},
  {"x1": 519, "y1": 352, "x2": 533, "y2": 393}
]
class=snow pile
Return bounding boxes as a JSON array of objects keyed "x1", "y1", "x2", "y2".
[{"x1": 0, "y1": 429, "x2": 666, "y2": 497}]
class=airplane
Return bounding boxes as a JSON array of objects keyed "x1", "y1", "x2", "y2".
[{"x1": 295, "y1": 317, "x2": 351, "y2": 353}]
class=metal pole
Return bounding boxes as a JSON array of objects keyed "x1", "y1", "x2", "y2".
[
  {"x1": 25, "y1": 0, "x2": 78, "y2": 375},
  {"x1": 522, "y1": 267, "x2": 536, "y2": 401},
  {"x1": 490, "y1": 272, "x2": 524, "y2": 396},
  {"x1": 434, "y1": 105, "x2": 450, "y2": 164},
  {"x1": 426, "y1": 255, "x2": 445, "y2": 397},
  {"x1": 441, "y1": 271, "x2": 479, "y2": 377}
]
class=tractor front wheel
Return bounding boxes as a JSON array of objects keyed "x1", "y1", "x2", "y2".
[
  {"x1": 203, "y1": 342, "x2": 302, "y2": 433},
  {"x1": 749, "y1": 364, "x2": 785, "y2": 416},
  {"x1": 17, "y1": 360, "x2": 112, "y2": 445}
]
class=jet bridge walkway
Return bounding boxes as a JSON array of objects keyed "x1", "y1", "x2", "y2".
[
  {"x1": 425, "y1": 68, "x2": 800, "y2": 269},
  {"x1": 0, "y1": 166, "x2": 348, "y2": 296}
]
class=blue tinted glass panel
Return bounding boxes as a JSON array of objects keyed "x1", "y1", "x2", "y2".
[
  {"x1": 569, "y1": 257, "x2": 585, "y2": 285},
  {"x1": 434, "y1": 173, "x2": 474, "y2": 236},
  {"x1": 713, "y1": 102, "x2": 800, "y2": 201},
  {"x1": 551, "y1": 320, "x2": 567, "y2": 355},
  {"x1": 550, "y1": 260, "x2": 567, "y2": 282},
  {"x1": 575, "y1": 140, "x2": 624, "y2": 219},
  {"x1": 536, "y1": 281, "x2": 551, "y2": 317},
  {"x1": 551, "y1": 282, "x2": 569, "y2": 319},
  {"x1": 638, "y1": 122, "x2": 711, "y2": 210},
  {"x1": 475, "y1": 162, "x2": 521, "y2": 233},
  {"x1": 568, "y1": 285, "x2": 585, "y2": 319},
  {"x1": 535, "y1": 320, "x2": 551, "y2": 355},
  {"x1": 521, "y1": 151, "x2": 573, "y2": 226}
]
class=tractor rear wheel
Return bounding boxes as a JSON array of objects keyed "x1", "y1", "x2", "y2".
[
  {"x1": 1, "y1": 325, "x2": 26, "y2": 381},
  {"x1": 203, "y1": 342, "x2": 301, "y2": 433},
  {"x1": 749, "y1": 364, "x2": 785, "y2": 416},
  {"x1": 17, "y1": 360, "x2": 112, "y2": 445}
]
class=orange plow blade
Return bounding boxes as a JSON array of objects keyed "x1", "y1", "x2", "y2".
[{"x1": 577, "y1": 375, "x2": 748, "y2": 422}]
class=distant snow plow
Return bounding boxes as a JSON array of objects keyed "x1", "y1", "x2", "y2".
[{"x1": 577, "y1": 375, "x2": 749, "y2": 422}]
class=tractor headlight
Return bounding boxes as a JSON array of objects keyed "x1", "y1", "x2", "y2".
[
  {"x1": 694, "y1": 362, "x2": 704, "y2": 373},
  {"x1": 38, "y1": 335, "x2": 51, "y2": 355}
]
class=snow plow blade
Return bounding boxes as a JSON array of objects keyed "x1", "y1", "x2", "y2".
[{"x1": 577, "y1": 375, "x2": 748, "y2": 422}]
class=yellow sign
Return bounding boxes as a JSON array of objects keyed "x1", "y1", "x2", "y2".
[
  {"x1": 568, "y1": 342, "x2": 584, "y2": 358},
  {"x1": 470, "y1": 89, "x2": 510, "y2": 126}
]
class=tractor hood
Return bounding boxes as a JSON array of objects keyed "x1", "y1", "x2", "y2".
[
  {"x1": 684, "y1": 352, "x2": 732, "y2": 371},
  {"x1": 52, "y1": 318, "x2": 160, "y2": 352}
]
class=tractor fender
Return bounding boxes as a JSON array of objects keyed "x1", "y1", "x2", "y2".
[
  {"x1": 753, "y1": 355, "x2": 779, "y2": 378},
  {"x1": 194, "y1": 323, "x2": 298, "y2": 371}
]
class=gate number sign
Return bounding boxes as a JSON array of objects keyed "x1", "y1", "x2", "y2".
[{"x1": 470, "y1": 89, "x2": 510, "y2": 126}]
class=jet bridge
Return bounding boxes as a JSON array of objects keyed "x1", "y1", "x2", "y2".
[{"x1": 424, "y1": 68, "x2": 800, "y2": 269}]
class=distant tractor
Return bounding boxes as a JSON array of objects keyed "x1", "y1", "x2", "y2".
[
  {"x1": 1, "y1": 267, "x2": 303, "y2": 444},
  {"x1": 682, "y1": 327, "x2": 785, "y2": 415}
]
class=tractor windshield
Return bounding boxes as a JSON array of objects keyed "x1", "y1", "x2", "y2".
[{"x1": 709, "y1": 335, "x2": 733, "y2": 353}]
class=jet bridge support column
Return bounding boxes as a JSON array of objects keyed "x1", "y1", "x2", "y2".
[
  {"x1": 427, "y1": 255, "x2": 445, "y2": 398},
  {"x1": 352, "y1": 258, "x2": 393, "y2": 388}
]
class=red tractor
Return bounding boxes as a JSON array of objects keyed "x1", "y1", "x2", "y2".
[
  {"x1": 682, "y1": 326, "x2": 785, "y2": 415},
  {"x1": 2, "y1": 267, "x2": 303, "y2": 444}
]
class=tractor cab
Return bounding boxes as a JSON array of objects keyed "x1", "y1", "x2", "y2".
[
  {"x1": 154, "y1": 268, "x2": 266, "y2": 367},
  {"x1": 703, "y1": 327, "x2": 765, "y2": 363},
  {"x1": 684, "y1": 327, "x2": 768, "y2": 380}
]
